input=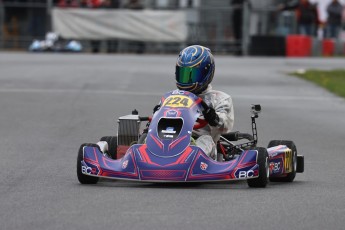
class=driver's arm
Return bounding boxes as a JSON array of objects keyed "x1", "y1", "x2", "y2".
[{"x1": 213, "y1": 94, "x2": 234, "y2": 134}]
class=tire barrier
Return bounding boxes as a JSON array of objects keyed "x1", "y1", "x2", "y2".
[{"x1": 247, "y1": 34, "x2": 344, "y2": 57}]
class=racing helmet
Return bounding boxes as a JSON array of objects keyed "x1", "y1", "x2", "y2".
[{"x1": 175, "y1": 45, "x2": 215, "y2": 94}]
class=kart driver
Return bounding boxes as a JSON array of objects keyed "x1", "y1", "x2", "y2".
[{"x1": 155, "y1": 45, "x2": 234, "y2": 160}]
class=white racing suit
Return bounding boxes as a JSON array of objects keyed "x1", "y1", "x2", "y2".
[{"x1": 193, "y1": 85, "x2": 234, "y2": 160}]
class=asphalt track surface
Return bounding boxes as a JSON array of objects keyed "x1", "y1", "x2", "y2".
[{"x1": 1, "y1": 52, "x2": 345, "y2": 230}]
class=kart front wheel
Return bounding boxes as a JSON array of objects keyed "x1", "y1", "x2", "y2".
[
  {"x1": 77, "y1": 143, "x2": 99, "y2": 184},
  {"x1": 100, "y1": 136, "x2": 117, "y2": 159},
  {"x1": 247, "y1": 147, "x2": 269, "y2": 188},
  {"x1": 268, "y1": 140, "x2": 297, "y2": 182}
]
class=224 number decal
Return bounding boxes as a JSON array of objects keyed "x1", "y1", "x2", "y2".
[
  {"x1": 285, "y1": 150, "x2": 293, "y2": 173},
  {"x1": 162, "y1": 96, "x2": 193, "y2": 108}
]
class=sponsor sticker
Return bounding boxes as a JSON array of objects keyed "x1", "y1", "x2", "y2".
[
  {"x1": 270, "y1": 162, "x2": 281, "y2": 173},
  {"x1": 238, "y1": 170, "x2": 255, "y2": 178},
  {"x1": 285, "y1": 150, "x2": 292, "y2": 173},
  {"x1": 162, "y1": 127, "x2": 176, "y2": 134},
  {"x1": 235, "y1": 169, "x2": 258, "y2": 179},
  {"x1": 171, "y1": 90, "x2": 186, "y2": 95},
  {"x1": 82, "y1": 165, "x2": 97, "y2": 175},
  {"x1": 166, "y1": 110, "x2": 178, "y2": 117},
  {"x1": 81, "y1": 161, "x2": 99, "y2": 175},
  {"x1": 122, "y1": 160, "x2": 129, "y2": 169},
  {"x1": 200, "y1": 162, "x2": 208, "y2": 170}
]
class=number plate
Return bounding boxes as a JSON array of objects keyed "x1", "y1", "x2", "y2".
[{"x1": 162, "y1": 95, "x2": 193, "y2": 108}]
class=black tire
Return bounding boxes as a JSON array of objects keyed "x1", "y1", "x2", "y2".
[
  {"x1": 247, "y1": 147, "x2": 269, "y2": 188},
  {"x1": 268, "y1": 140, "x2": 297, "y2": 182},
  {"x1": 100, "y1": 136, "x2": 117, "y2": 159},
  {"x1": 77, "y1": 143, "x2": 99, "y2": 184}
]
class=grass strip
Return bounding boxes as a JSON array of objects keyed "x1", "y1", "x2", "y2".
[{"x1": 290, "y1": 69, "x2": 345, "y2": 98}]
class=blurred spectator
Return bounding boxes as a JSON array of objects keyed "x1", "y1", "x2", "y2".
[
  {"x1": 101, "y1": 0, "x2": 121, "y2": 53},
  {"x1": 230, "y1": 0, "x2": 251, "y2": 56},
  {"x1": 343, "y1": 5, "x2": 345, "y2": 40},
  {"x1": 278, "y1": 0, "x2": 319, "y2": 36},
  {"x1": 57, "y1": 0, "x2": 79, "y2": 7},
  {"x1": 80, "y1": 0, "x2": 103, "y2": 8},
  {"x1": 124, "y1": 0, "x2": 144, "y2": 10},
  {"x1": 29, "y1": 0, "x2": 47, "y2": 38},
  {"x1": 326, "y1": 0, "x2": 343, "y2": 39},
  {"x1": 2, "y1": 0, "x2": 27, "y2": 48},
  {"x1": 124, "y1": 0, "x2": 145, "y2": 54},
  {"x1": 80, "y1": 0, "x2": 121, "y2": 53},
  {"x1": 79, "y1": 0, "x2": 102, "y2": 53},
  {"x1": 343, "y1": 3, "x2": 345, "y2": 23}
]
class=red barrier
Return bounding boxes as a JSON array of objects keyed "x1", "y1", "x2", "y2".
[
  {"x1": 286, "y1": 35, "x2": 312, "y2": 57},
  {"x1": 322, "y1": 39, "x2": 335, "y2": 56}
]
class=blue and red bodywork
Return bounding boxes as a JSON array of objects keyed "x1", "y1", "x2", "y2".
[
  {"x1": 267, "y1": 145, "x2": 294, "y2": 177},
  {"x1": 81, "y1": 145, "x2": 259, "y2": 182},
  {"x1": 80, "y1": 90, "x2": 291, "y2": 182}
]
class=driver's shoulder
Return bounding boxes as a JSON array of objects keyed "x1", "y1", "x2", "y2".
[{"x1": 204, "y1": 89, "x2": 231, "y2": 101}]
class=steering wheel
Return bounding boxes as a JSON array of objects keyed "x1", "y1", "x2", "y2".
[
  {"x1": 192, "y1": 98, "x2": 210, "y2": 130},
  {"x1": 193, "y1": 118, "x2": 208, "y2": 129}
]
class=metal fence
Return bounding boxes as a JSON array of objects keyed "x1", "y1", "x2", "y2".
[
  {"x1": 0, "y1": 0, "x2": 298, "y2": 54},
  {"x1": 0, "y1": 1, "x2": 50, "y2": 50}
]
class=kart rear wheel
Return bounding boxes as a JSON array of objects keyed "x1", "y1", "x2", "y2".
[
  {"x1": 77, "y1": 143, "x2": 99, "y2": 184},
  {"x1": 268, "y1": 140, "x2": 297, "y2": 182},
  {"x1": 247, "y1": 147, "x2": 269, "y2": 188},
  {"x1": 100, "y1": 136, "x2": 117, "y2": 159}
]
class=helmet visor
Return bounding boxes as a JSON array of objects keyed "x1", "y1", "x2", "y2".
[{"x1": 176, "y1": 66, "x2": 203, "y2": 84}]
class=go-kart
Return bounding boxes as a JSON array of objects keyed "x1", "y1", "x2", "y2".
[
  {"x1": 29, "y1": 32, "x2": 82, "y2": 52},
  {"x1": 77, "y1": 90, "x2": 304, "y2": 187}
]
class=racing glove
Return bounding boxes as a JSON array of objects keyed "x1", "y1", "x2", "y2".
[{"x1": 202, "y1": 107, "x2": 219, "y2": 127}]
